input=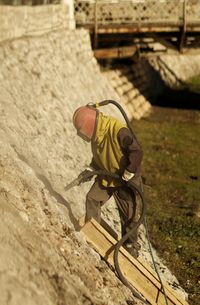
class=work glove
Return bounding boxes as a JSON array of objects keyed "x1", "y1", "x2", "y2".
[{"x1": 122, "y1": 169, "x2": 135, "y2": 181}]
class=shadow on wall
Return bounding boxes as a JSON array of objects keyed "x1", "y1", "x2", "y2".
[
  {"x1": 144, "y1": 57, "x2": 200, "y2": 110},
  {"x1": 11, "y1": 146, "x2": 80, "y2": 231},
  {"x1": 36, "y1": 173, "x2": 80, "y2": 231},
  {"x1": 99, "y1": 57, "x2": 200, "y2": 111},
  {"x1": 136, "y1": 58, "x2": 200, "y2": 110}
]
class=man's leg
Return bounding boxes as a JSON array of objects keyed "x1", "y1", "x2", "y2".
[
  {"x1": 114, "y1": 185, "x2": 137, "y2": 238},
  {"x1": 113, "y1": 177, "x2": 142, "y2": 256},
  {"x1": 85, "y1": 179, "x2": 111, "y2": 223}
]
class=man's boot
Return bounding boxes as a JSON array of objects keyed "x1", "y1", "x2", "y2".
[{"x1": 124, "y1": 239, "x2": 141, "y2": 258}]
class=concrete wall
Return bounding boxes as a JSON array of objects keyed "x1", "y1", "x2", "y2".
[
  {"x1": 149, "y1": 54, "x2": 200, "y2": 87},
  {"x1": 0, "y1": 27, "x2": 122, "y2": 226},
  {"x1": 0, "y1": 25, "x2": 139, "y2": 305},
  {"x1": 0, "y1": 5, "x2": 72, "y2": 42},
  {"x1": 0, "y1": 5, "x2": 152, "y2": 120}
]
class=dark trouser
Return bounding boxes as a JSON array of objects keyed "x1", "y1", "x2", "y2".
[{"x1": 85, "y1": 177, "x2": 141, "y2": 244}]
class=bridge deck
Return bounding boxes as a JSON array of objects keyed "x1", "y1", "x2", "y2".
[
  {"x1": 75, "y1": 0, "x2": 200, "y2": 56},
  {"x1": 83, "y1": 23, "x2": 200, "y2": 34}
]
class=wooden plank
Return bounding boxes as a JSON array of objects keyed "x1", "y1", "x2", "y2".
[
  {"x1": 148, "y1": 33, "x2": 178, "y2": 51},
  {"x1": 93, "y1": 46, "x2": 137, "y2": 59},
  {"x1": 81, "y1": 219, "x2": 189, "y2": 305}
]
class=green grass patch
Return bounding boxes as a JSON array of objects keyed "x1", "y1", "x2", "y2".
[
  {"x1": 184, "y1": 75, "x2": 200, "y2": 94},
  {"x1": 133, "y1": 107, "x2": 200, "y2": 305}
]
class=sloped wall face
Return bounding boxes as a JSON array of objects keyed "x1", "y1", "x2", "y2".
[
  {"x1": 0, "y1": 29, "x2": 139, "y2": 305},
  {"x1": 149, "y1": 54, "x2": 200, "y2": 87},
  {"x1": 0, "y1": 28, "x2": 121, "y2": 227}
]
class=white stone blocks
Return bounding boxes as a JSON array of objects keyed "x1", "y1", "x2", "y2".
[{"x1": 103, "y1": 66, "x2": 152, "y2": 120}]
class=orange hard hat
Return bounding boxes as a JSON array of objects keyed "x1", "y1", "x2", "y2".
[{"x1": 73, "y1": 106, "x2": 97, "y2": 142}]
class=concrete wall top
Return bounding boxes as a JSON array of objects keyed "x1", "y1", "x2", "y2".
[{"x1": 0, "y1": 5, "x2": 74, "y2": 43}]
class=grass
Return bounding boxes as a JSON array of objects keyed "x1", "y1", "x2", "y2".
[
  {"x1": 133, "y1": 106, "x2": 200, "y2": 305},
  {"x1": 184, "y1": 75, "x2": 200, "y2": 94}
]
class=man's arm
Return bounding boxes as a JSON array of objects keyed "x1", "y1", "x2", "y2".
[{"x1": 117, "y1": 127, "x2": 143, "y2": 178}]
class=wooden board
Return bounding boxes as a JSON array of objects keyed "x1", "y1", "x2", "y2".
[
  {"x1": 81, "y1": 219, "x2": 189, "y2": 305},
  {"x1": 93, "y1": 46, "x2": 137, "y2": 59}
]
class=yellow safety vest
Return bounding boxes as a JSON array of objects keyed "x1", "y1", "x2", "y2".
[{"x1": 91, "y1": 112, "x2": 127, "y2": 187}]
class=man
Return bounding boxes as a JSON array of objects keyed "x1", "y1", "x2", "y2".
[{"x1": 73, "y1": 105, "x2": 143, "y2": 256}]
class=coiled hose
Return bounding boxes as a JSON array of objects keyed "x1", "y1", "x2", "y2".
[
  {"x1": 113, "y1": 178, "x2": 148, "y2": 303},
  {"x1": 73, "y1": 169, "x2": 148, "y2": 304}
]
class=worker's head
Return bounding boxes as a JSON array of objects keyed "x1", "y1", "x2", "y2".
[{"x1": 73, "y1": 106, "x2": 97, "y2": 142}]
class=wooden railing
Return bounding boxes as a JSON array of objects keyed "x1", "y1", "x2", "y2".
[{"x1": 74, "y1": 0, "x2": 200, "y2": 28}]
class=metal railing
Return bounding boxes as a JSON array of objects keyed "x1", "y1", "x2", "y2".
[{"x1": 74, "y1": 0, "x2": 200, "y2": 27}]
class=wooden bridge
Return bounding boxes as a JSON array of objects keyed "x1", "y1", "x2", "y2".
[{"x1": 74, "y1": 0, "x2": 200, "y2": 58}]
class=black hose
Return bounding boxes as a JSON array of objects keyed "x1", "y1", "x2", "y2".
[
  {"x1": 91, "y1": 100, "x2": 134, "y2": 132},
  {"x1": 113, "y1": 178, "x2": 148, "y2": 304},
  {"x1": 74, "y1": 169, "x2": 148, "y2": 303}
]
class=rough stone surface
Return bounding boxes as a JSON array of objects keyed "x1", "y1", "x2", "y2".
[
  {"x1": 149, "y1": 54, "x2": 200, "y2": 87},
  {"x1": 0, "y1": 29, "x2": 144, "y2": 305},
  {"x1": 0, "y1": 5, "x2": 70, "y2": 42}
]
